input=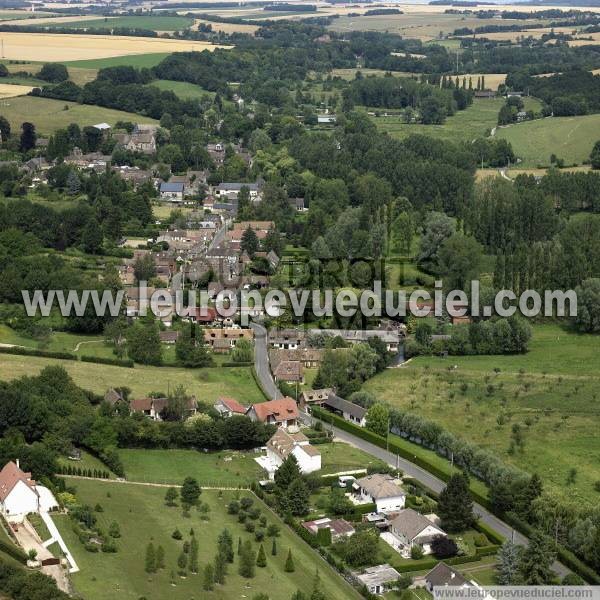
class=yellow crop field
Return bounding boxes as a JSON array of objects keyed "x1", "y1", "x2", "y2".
[
  {"x1": 192, "y1": 18, "x2": 258, "y2": 34},
  {"x1": 0, "y1": 83, "x2": 34, "y2": 98},
  {"x1": 0, "y1": 32, "x2": 231, "y2": 61},
  {"x1": 568, "y1": 32, "x2": 600, "y2": 46}
]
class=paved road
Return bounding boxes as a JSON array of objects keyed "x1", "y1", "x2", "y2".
[
  {"x1": 311, "y1": 417, "x2": 569, "y2": 578},
  {"x1": 250, "y1": 322, "x2": 282, "y2": 400}
]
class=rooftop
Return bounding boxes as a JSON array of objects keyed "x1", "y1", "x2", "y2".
[{"x1": 355, "y1": 473, "x2": 405, "y2": 500}]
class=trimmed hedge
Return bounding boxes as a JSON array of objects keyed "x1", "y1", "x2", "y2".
[
  {"x1": 0, "y1": 538, "x2": 28, "y2": 565},
  {"x1": 475, "y1": 545, "x2": 500, "y2": 558},
  {"x1": 474, "y1": 520, "x2": 505, "y2": 546},
  {"x1": 80, "y1": 355, "x2": 134, "y2": 368},
  {"x1": 0, "y1": 346, "x2": 76, "y2": 360},
  {"x1": 221, "y1": 361, "x2": 253, "y2": 367}
]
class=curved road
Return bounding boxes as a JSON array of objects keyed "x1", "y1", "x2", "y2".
[{"x1": 251, "y1": 322, "x2": 282, "y2": 400}]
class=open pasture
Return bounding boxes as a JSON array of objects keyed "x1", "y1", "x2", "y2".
[
  {"x1": 495, "y1": 113, "x2": 600, "y2": 167},
  {"x1": 364, "y1": 324, "x2": 600, "y2": 503}
]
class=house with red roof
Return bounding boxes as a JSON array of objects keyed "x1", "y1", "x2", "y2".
[
  {"x1": 0, "y1": 461, "x2": 40, "y2": 521},
  {"x1": 214, "y1": 397, "x2": 247, "y2": 418},
  {"x1": 246, "y1": 397, "x2": 299, "y2": 428}
]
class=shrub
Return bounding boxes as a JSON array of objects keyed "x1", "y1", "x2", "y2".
[{"x1": 411, "y1": 545, "x2": 424, "y2": 560}]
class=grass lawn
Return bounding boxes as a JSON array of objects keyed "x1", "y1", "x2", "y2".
[
  {"x1": 56, "y1": 479, "x2": 360, "y2": 600},
  {"x1": 364, "y1": 323, "x2": 600, "y2": 503},
  {"x1": 0, "y1": 354, "x2": 266, "y2": 404},
  {"x1": 58, "y1": 450, "x2": 116, "y2": 478},
  {"x1": 149, "y1": 79, "x2": 215, "y2": 100},
  {"x1": 63, "y1": 53, "x2": 171, "y2": 70},
  {"x1": 495, "y1": 113, "x2": 600, "y2": 167},
  {"x1": 0, "y1": 96, "x2": 157, "y2": 134},
  {"x1": 318, "y1": 442, "x2": 382, "y2": 475},
  {"x1": 118, "y1": 449, "x2": 264, "y2": 486},
  {"x1": 48, "y1": 15, "x2": 193, "y2": 31},
  {"x1": 27, "y1": 513, "x2": 53, "y2": 543}
]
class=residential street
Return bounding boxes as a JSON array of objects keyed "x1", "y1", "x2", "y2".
[
  {"x1": 250, "y1": 322, "x2": 282, "y2": 400},
  {"x1": 324, "y1": 422, "x2": 570, "y2": 578}
]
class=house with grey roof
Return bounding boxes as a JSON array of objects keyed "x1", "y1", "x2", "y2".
[
  {"x1": 322, "y1": 393, "x2": 367, "y2": 427},
  {"x1": 389, "y1": 508, "x2": 446, "y2": 555},
  {"x1": 214, "y1": 182, "x2": 261, "y2": 202},
  {"x1": 353, "y1": 474, "x2": 406, "y2": 513},
  {"x1": 160, "y1": 182, "x2": 185, "y2": 202},
  {"x1": 354, "y1": 564, "x2": 400, "y2": 595},
  {"x1": 424, "y1": 562, "x2": 471, "y2": 591}
]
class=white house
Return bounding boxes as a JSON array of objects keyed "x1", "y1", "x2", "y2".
[
  {"x1": 0, "y1": 461, "x2": 40, "y2": 522},
  {"x1": 160, "y1": 182, "x2": 185, "y2": 202},
  {"x1": 390, "y1": 508, "x2": 447, "y2": 555},
  {"x1": 424, "y1": 562, "x2": 472, "y2": 591},
  {"x1": 256, "y1": 428, "x2": 321, "y2": 479},
  {"x1": 246, "y1": 397, "x2": 299, "y2": 428},
  {"x1": 322, "y1": 393, "x2": 367, "y2": 427},
  {"x1": 214, "y1": 182, "x2": 261, "y2": 202},
  {"x1": 353, "y1": 474, "x2": 406, "y2": 513},
  {"x1": 214, "y1": 397, "x2": 247, "y2": 418}
]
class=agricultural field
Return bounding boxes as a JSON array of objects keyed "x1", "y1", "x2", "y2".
[
  {"x1": 328, "y1": 12, "x2": 548, "y2": 41},
  {"x1": 62, "y1": 53, "x2": 171, "y2": 70},
  {"x1": 55, "y1": 479, "x2": 360, "y2": 600},
  {"x1": 45, "y1": 15, "x2": 194, "y2": 32},
  {"x1": 495, "y1": 113, "x2": 600, "y2": 167},
  {"x1": 0, "y1": 353, "x2": 266, "y2": 404},
  {"x1": 364, "y1": 324, "x2": 600, "y2": 503},
  {"x1": 372, "y1": 97, "x2": 542, "y2": 143},
  {"x1": 0, "y1": 83, "x2": 34, "y2": 99},
  {"x1": 0, "y1": 96, "x2": 158, "y2": 134},
  {"x1": 0, "y1": 32, "x2": 229, "y2": 62},
  {"x1": 149, "y1": 79, "x2": 215, "y2": 100},
  {"x1": 192, "y1": 18, "x2": 259, "y2": 34}
]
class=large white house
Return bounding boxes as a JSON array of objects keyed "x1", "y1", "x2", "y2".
[
  {"x1": 390, "y1": 508, "x2": 447, "y2": 555},
  {"x1": 256, "y1": 428, "x2": 321, "y2": 479},
  {"x1": 353, "y1": 474, "x2": 406, "y2": 513},
  {"x1": 0, "y1": 461, "x2": 42, "y2": 522}
]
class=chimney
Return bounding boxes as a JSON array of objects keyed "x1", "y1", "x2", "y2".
[
  {"x1": 16, "y1": 459, "x2": 20, "y2": 469},
  {"x1": 451, "y1": 572, "x2": 455, "y2": 580}
]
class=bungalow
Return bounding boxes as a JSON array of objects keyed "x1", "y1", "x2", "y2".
[
  {"x1": 424, "y1": 562, "x2": 471, "y2": 591},
  {"x1": 259, "y1": 428, "x2": 321, "y2": 478},
  {"x1": 322, "y1": 393, "x2": 367, "y2": 427},
  {"x1": 353, "y1": 474, "x2": 406, "y2": 514},
  {"x1": 160, "y1": 182, "x2": 185, "y2": 202},
  {"x1": 214, "y1": 397, "x2": 247, "y2": 417},
  {"x1": 389, "y1": 508, "x2": 446, "y2": 555},
  {"x1": 129, "y1": 396, "x2": 197, "y2": 421},
  {"x1": 301, "y1": 517, "x2": 354, "y2": 542},
  {"x1": 354, "y1": 564, "x2": 401, "y2": 596},
  {"x1": 273, "y1": 360, "x2": 304, "y2": 385},
  {"x1": 306, "y1": 329, "x2": 402, "y2": 353},
  {"x1": 246, "y1": 397, "x2": 298, "y2": 428}
]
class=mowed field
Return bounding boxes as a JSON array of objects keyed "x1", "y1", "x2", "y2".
[
  {"x1": 0, "y1": 83, "x2": 34, "y2": 98},
  {"x1": 0, "y1": 354, "x2": 266, "y2": 404},
  {"x1": 149, "y1": 79, "x2": 215, "y2": 99},
  {"x1": 373, "y1": 97, "x2": 541, "y2": 143},
  {"x1": 364, "y1": 324, "x2": 600, "y2": 503},
  {"x1": 0, "y1": 32, "x2": 230, "y2": 61},
  {"x1": 0, "y1": 96, "x2": 158, "y2": 134},
  {"x1": 55, "y1": 480, "x2": 360, "y2": 600},
  {"x1": 496, "y1": 113, "x2": 600, "y2": 167}
]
